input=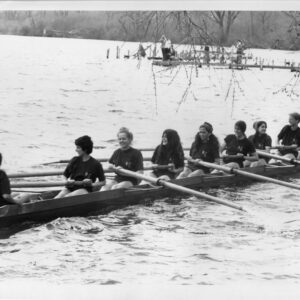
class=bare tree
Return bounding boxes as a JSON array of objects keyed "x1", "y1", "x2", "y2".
[{"x1": 210, "y1": 11, "x2": 240, "y2": 44}]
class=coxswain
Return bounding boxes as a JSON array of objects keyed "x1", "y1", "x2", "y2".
[
  {"x1": 101, "y1": 127, "x2": 143, "y2": 190},
  {"x1": 276, "y1": 112, "x2": 300, "y2": 160},
  {"x1": 150, "y1": 129, "x2": 184, "y2": 181},
  {"x1": 248, "y1": 120, "x2": 272, "y2": 166},
  {"x1": 178, "y1": 122, "x2": 220, "y2": 178},
  {"x1": 221, "y1": 120, "x2": 260, "y2": 168},
  {"x1": 55, "y1": 135, "x2": 106, "y2": 198},
  {"x1": 0, "y1": 153, "x2": 31, "y2": 206}
]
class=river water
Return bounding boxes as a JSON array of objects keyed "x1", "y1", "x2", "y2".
[{"x1": 0, "y1": 35, "x2": 300, "y2": 293}]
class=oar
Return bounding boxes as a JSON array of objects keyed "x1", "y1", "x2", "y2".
[
  {"x1": 190, "y1": 159, "x2": 300, "y2": 190},
  {"x1": 42, "y1": 148, "x2": 191, "y2": 165},
  {"x1": 42, "y1": 157, "x2": 153, "y2": 165},
  {"x1": 8, "y1": 165, "x2": 172, "y2": 179},
  {"x1": 256, "y1": 150, "x2": 300, "y2": 165},
  {"x1": 269, "y1": 145, "x2": 297, "y2": 150},
  {"x1": 114, "y1": 167, "x2": 245, "y2": 212},
  {"x1": 11, "y1": 181, "x2": 66, "y2": 188}
]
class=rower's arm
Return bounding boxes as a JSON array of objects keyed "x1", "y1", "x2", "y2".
[
  {"x1": 220, "y1": 143, "x2": 227, "y2": 155},
  {"x1": 92, "y1": 180, "x2": 106, "y2": 190},
  {"x1": 2, "y1": 194, "x2": 16, "y2": 204},
  {"x1": 244, "y1": 152, "x2": 259, "y2": 162}
]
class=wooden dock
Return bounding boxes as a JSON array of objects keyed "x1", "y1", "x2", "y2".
[{"x1": 152, "y1": 59, "x2": 300, "y2": 72}]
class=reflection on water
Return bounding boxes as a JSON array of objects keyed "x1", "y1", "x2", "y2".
[{"x1": 0, "y1": 35, "x2": 300, "y2": 285}]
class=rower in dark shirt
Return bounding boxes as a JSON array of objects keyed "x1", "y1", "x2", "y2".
[
  {"x1": 101, "y1": 127, "x2": 143, "y2": 190},
  {"x1": 277, "y1": 112, "x2": 300, "y2": 159},
  {"x1": 151, "y1": 129, "x2": 184, "y2": 180},
  {"x1": 178, "y1": 122, "x2": 220, "y2": 178},
  {"x1": 0, "y1": 153, "x2": 30, "y2": 206},
  {"x1": 248, "y1": 120, "x2": 272, "y2": 165},
  {"x1": 55, "y1": 135, "x2": 106, "y2": 198},
  {"x1": 221, "y1": 120, "x2": 260, "y2": 168}
]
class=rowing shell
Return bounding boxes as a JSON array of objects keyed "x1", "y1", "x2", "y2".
[{"x1": 1, "y1": 163, "x2": 300, "y2": 227}]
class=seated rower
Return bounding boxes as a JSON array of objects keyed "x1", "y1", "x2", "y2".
[
  {"x1": 248, "y1": 120, "x2": 272, "y2": 165},
  {"x1": 178, "y1": 122, "x2": 220, "y2": 178},
  {"x1": 221, "y1": 120, "x2": 260, "y2": 168},
  {"x1": 101, "y1": 127, "x2": 143, "y2": 191},
  {"x1": 276, "y1": 112, "x2": 300, "y2": 160},
  {"x1": 0, "y1": 153, "x2": 31, "y2": 206},
  {"x1": 55, "y1": 135, "x2": 106, "y2": 199},
  {"x1": 150, "y1": 129, "x2": 184, "y2": 181}
]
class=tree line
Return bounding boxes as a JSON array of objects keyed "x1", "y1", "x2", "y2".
[{"x1": 0, "y1": 11, "x2": 299, "y2": 49}]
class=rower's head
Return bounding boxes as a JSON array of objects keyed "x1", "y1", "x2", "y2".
[
  {"x1": 75, "y1": 135, "x2": 93, "y2": 155},
  {"x1": 162, "y1": 129, "x2": 181, "y2": 148},
  {"x1": 234, "y1": 120, "x2": 246, "y2": 137},
  {"x1": 289, "y1": 112, "x2": 300, "y2": 126},
  {"x1": 118, "y1": 127, "x2": 133, "y2": 150},
  {"x1": 199, "y1": 122, "x2": 213, "y2": 141},
  {"x1": 255, "y1": 121, "x2": 267, "y2": 134}
]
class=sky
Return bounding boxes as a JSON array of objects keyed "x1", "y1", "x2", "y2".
[{"x1": 0, "y1": 1, "x2": 299, "y2": 11}]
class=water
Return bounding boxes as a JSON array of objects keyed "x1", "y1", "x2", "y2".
[{"x1": 0, "y1": 35, "x2": 300, "y2": 290}]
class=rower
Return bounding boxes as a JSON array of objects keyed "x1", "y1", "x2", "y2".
[
  {"x1": 276, "y1": 112, "x2": 300, "y2": 160},
  {"x1": 221, "y1": 120, "x2": 260, "y2": 168},
  {"x1": 178, "y1": 122, "x2": 220, "y2": 178},
  {"x1": 101, "y1": 127, "x2": 143, "y2": 191},
  {"x1": 0, "y1": 153, "x2": 30, "y2": 206},
  {"x1": 150, "y1": 129, "x2": 184, "y2": 181},
  {"x1": 248, "y1": 120, "x2": 272, "y2": 166},
  {"x1": 55, "y1": 136, "x2": 106, "y2": 198}
]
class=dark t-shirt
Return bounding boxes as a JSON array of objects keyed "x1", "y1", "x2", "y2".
[
  {"x1": 248, "y1": 134, "x2": 272, "y2": 150},
  {"x1": 278, "y1": 125, "x2": 300, "y2": 156},
  {"x1": 109, "y1": 147, "x2": 144, "y2": 185},
  {"x1": 223, "y1": 134, "x2": 256, "y2": 167},
  {"x1": 151, "y1": 145, "x2": 184, "y2": 178},
  {"x1": 64, "y1": 156, "x2": 105, "y2": 192},
  {"x1": 0, "y1": 169, "x2": 12, "y2": 206},
  {"x1": 188, "y1": 135, "x2": 220, "y2": 173}
]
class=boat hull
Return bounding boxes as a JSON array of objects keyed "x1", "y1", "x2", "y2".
[{"x1": 1, "y1": 164, "x2": 299, "y2": 227}]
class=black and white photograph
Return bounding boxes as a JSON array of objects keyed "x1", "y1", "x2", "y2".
[{"x1": 0, "y1": 1, "x2": 300, "y2": 299}]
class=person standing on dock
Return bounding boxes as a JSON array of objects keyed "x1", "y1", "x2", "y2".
[
  {"x1": 55, "y1": 136, "x2": 106, "y2": 198},
  {"x1": 236, "y1": 40, "x2": 244, "y2": 65},
  {"x1": 150, "y1": 129, "x2": 184, "y2": 180},
  {"x1": 0, "y1": 153, "x2": 31, "y2": 206},
  {"x1": 276, "y1": 112, "x2": 300, "y2": 159},
  {"x1": 101, "y1": 127, "x2": 144, "y2": 191},
  {"x1": 204, "y1": 45, "x2": 210, "y2": 65},
  {"x1": 160, "y1": 35, "x2": 172, "y2": 61},
  {"x1": 178, "y1": 122, "x2": 220, "y2": 178}
]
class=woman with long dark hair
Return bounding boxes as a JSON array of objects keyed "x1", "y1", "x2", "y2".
[
  {"x1": 150, "y1": 129, "x2": 184, "y2": 180},
  {"x1": 248, "y1": 120, "x2": 272, "y2": 166},
  {"x1": 178, "y1": 122, "x2": 220, "y2": 178}
]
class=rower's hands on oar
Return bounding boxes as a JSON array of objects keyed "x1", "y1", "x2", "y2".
[{"x1": 65, "y1": 179, "x2": 75, "y2": 189}]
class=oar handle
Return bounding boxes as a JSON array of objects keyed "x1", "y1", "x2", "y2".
[
  {"x1": 256, "y1": 150, "x2": 300, "y2": 165},
  {"x1": 270, "y1": 145, "x2": 297, "y2": 150}
]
